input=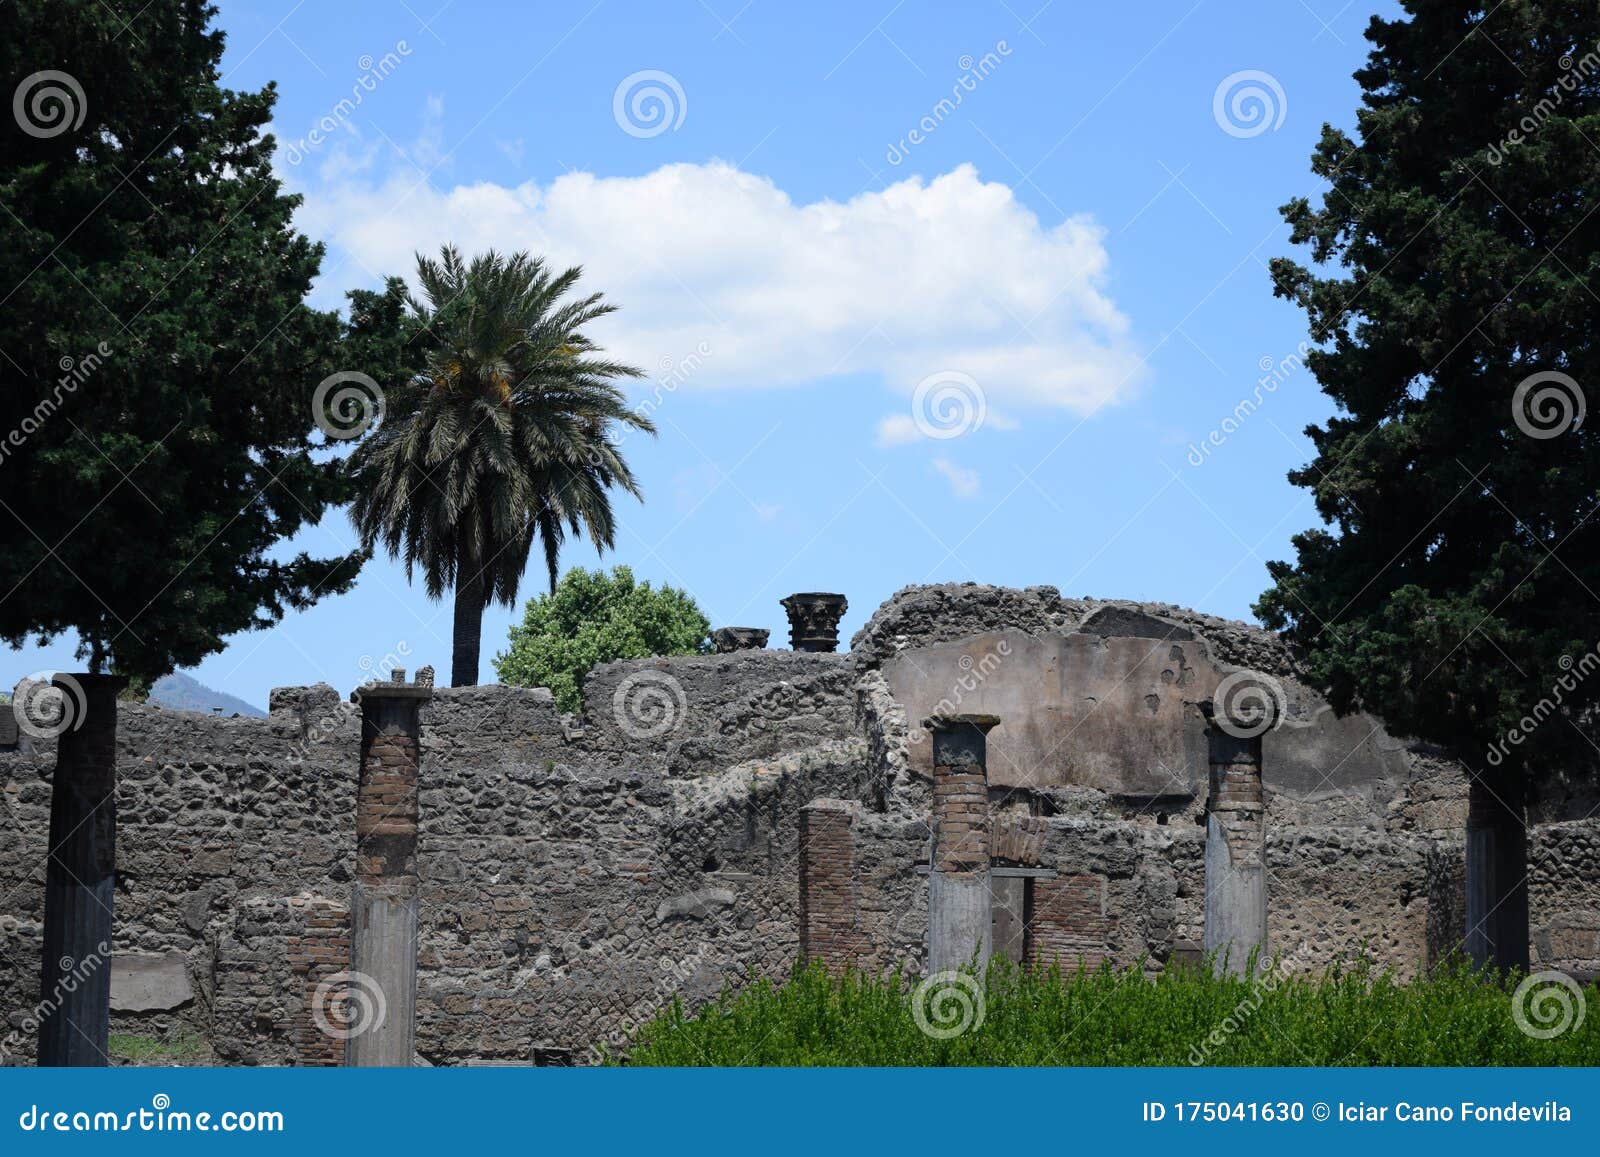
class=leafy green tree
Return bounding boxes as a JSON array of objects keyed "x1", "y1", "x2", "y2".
[
  {"x1": 0, "y1": 0, "x2": 408, "y2": 1063},
  {"x1": 495, "y1": 565, "x2": 710, "y2": 713},
  {"x1": 352, "y1": 246, "x2": 652, "y2": 688},
  {"x1": 1256, "y1": 0, "x2": 1600, "y2": 972}
]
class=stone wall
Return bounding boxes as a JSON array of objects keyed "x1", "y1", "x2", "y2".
[{"x1": 3, "y1": 583, "x2": 1597, "y2": 1065}]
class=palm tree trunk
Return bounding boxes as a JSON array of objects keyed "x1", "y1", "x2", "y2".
[
  {"x1": 37, "y1": 673, "x2": 124, "y2": 1066},
  {"x1": 1465, "y1": 766, "x2": 1530, "y2": 973},
  {"x1": 451, "y1": 545, "x2": 485, "y2": 687}
]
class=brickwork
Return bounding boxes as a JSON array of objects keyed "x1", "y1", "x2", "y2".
[
  {"x1": 1205, "y1": 726, "x2": 1265, "y2": 869},
  {"x1": 931, "y1": 730, "x2": 990, "y2": 875},
  {"x1": 992, "y1": 816, "x2": 1046, "y2": 866},
  {"x1": 287, "y1": 897, "x2": 352, "y2": 1065},
  {"x1": 1031, "y1": 874, "x2": 1110, "y2": 969},
  {"x1": 356, "y1": 726, "x2": 420, "y2": 886},
  {"x1": 212, "y1": 894, "x2": 350, "y2": 1065},
  {"x1": 799, "y1": 800, "x2": 867, "y2": 969}
]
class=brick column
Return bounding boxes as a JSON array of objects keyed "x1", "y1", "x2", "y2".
[
  {"x1": 1200, "y1": 698, "x2": 1268, "y2": 975},
  {"x1": 36, "y1": 673, "x2": 124, "y2": 1066},
  {"x1": 926, "y1": 713, "x2": 999, "y2": 973},
  {"x1": 799, "y1": 799, "x2": 863, "y2": 969},
  {"x1": 348, "y1": 671, "x2": 430, "y2": 1066}
]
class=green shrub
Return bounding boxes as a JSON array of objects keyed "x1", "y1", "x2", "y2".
[
  {"x1": 620, "y1": 957, "x2": 1600, "y2": 1066},
  {"x1": 493, "y1": 565, "x2": 710, "y2": 713}
]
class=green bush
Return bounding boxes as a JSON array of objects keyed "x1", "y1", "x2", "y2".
[
  {"x1": 493, "y1": 565, "x2": 710, "y2": 713},
  {"x1": 620, "y1": 957, "x2": 1600, "y2": 1066}
]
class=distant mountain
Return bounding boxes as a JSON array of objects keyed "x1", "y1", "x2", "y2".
[{"x1": 147, "y1": 672, "x2": 266, "y2": 718}]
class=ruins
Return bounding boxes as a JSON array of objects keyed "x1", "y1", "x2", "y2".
[{"x1": 2, "y1": 582, "x2": 1597, "y2": 1065}]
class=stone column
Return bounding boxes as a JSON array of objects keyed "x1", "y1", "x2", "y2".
[
  {"x1": 711, "y1": 627, "x2": 770, "y2": 653},
  {"x1": 779, "y1": 592, "x2": 848, "y2": 652},
  {"x1": 1200, "y1": 699, "x2": 1268, "y2": 975},
  {"x1": 926, "y1": 713, "x2": 999, "y2": 973},
  {"x1": 1465, "y1": 771, "x2": 1530, "y2": 972},
  {"x1": 36, "y1": 673, "x2": 124, "y2": 1066},
  {"x1": 348, "y1": 671, "x2": 431, "y2": 1066}
]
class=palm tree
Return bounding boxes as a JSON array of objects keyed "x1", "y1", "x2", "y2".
[{"x1": 351, "y1": 245, "x2": 653, "y2": 686}]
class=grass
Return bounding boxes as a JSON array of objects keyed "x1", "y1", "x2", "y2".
[
  {"x1": 108, "y1": 1030, "x2": 206, "y2": 1065},
  {"x1": 620, "y1": 956, "x2": 1600, "y2": 1066}
]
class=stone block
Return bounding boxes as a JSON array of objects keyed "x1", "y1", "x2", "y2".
[{"x1": 110, "y1": 950, "x2": 194, "y2": 1012}]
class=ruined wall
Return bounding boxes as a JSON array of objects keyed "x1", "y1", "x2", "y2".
[
  {"x1": 1, "y1": 703, "x2": 356, "y2": 1065},
  {"x1": 1, "y1": 651, "x2": 865, "y2": 1066},
  {"x1": 3, "y1": 584, "x2": 1596, "y2": 1065},
  {"x1": 1530, "y1": 821, "x2": 1600, "y2": 976}
]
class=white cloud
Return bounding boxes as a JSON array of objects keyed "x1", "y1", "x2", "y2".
[
  {"x1": 876, "y1": 413, "x2": 924, "y2": 447},
  {"x1": 293, "y1": 150, "x2": 1146, "y2": 418},
  {"x1": 932, "y1": 457, "x2": 980, "y2": 498}
]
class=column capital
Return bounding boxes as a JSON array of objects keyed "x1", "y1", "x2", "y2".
[
  {"x1": 351, "y1": 669, "x2": 435, "y2": 704},
  {"x1": 921, "y1": 712, "x2": 1001, "y2": 734},
  {"x1": 779, "y1": 592, "x2": 848, "y2": 652}
]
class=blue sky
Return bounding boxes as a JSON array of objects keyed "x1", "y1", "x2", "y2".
[{"x1": 11, "y1": 0, "x2": 1400, "y2": 708}]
